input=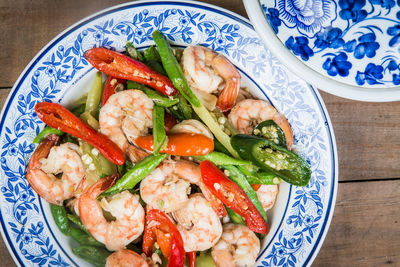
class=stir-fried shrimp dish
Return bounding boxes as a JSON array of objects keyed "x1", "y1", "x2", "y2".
[{"x1": 27, "y1": 31, "x2": 311, "y2": 266}]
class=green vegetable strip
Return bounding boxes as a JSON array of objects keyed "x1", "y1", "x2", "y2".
[
  {"x1": 238, "y1": 166, "x2": 281, "y2": 185},
  {"x1": 226, "y1": 206, "x2": 246, "y2": 225},
  {"x1": 176, "y1": 93, "x2": 193, "y2": 120},
  {"x1": 67, "y1": 214, "x2": 90, "y2": 234},
  {"x1": 153, "y1": 31, "x2": 201, "y2": 107},
  {"x1": 152, "y1": 30, "x2": 238, "y2": 157},
  {"x1": 50, "y1": 204, "x2": 70, "y2": 235},
  {"x1": 72, "y1": 245, "x2": 111, "y2": 267},
  {"x1": 81, "y1": 142, "x2": 116, "y2": 178},
  {"x1": 69, "y1": 228, "x2": 104, "y2": 247},
  {"x1": 126, "y1": 81, "x2": 179, "y2": 107},
  {"x1": 33, "y1": 126, "x2": 64, "y2": 144},
  {"x1": 143, "y1": 46, "x2": 162, "y2": 62},
  {"x1": 143, "y1": 46, "x2": 167, "y2": 75},
  {"x1": 80, "y1": 111, "x2": 99, "y2": 130},
  {"x1": 195, "y1": 152, "x2": 251, "y2": 166},
  {"x1": 223, "y1": 165, "x2": 268, "y2": 223},
  {"x1": 85, "y1": 72, "x2": 103, "y2": 117},
  {"x1": 152, "y1": 106, "x2": 166, "y2": 155},
  {"x1": 126, "y1": 42, "x2": 145, "y2": 62},
  {"x1": 193, "y1": 105, "x2": 239, "y2": 157},
  {"x1": 213, "y1": 139, "x2": 232, "y2": 156},
  {"x1": 101, "y1": 153, "x2": 167, "y2": 197},
  {"x1": 71, "y1": 103, "x2": 86, "y2": 117}
]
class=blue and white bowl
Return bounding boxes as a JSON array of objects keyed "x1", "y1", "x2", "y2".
[
  {"x1": 0, "y1": 1, "x2": 337, "y2": 266},
  {"x1": 245, "y1": 0, "x2": 400, "y2": 101}
]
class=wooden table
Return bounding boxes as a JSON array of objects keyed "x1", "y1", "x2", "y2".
[{"x1": 1, "y1": 0, "x2": 399, "y2": 266}]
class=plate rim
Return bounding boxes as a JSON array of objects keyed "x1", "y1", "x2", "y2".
[
  {"x1": 0, "y1": 1, "x2": 338, "y2": 266},
  {"x1": 244, "y1": 0, "x2": 400, "y2": 102}
]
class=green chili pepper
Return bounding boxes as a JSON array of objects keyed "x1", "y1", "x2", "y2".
[
  {"x1": 33, "y1": 127, "x2": 64, "y2": 144},
  {"x1": 195, "y1": 152, "x2": 251, "y2": 166},
  {"x1": 225, "y1": 206, "x2": 245, "y2": 225},
  {"x1": 126, "y1": 42, "x2": 145, "y2": 62},
  {"x1": 85, "y1": 72, "x2": 103, "y2": 118},
  {"x1": 153, "y1": 105, "x2": 167, "y2": 155},
  {"x1": 231, "y1": 134, "x2": 311, "y2": 186},
  {"x1": 69, "y1": 228, "x2": 104, "y2": 247},
  {"x1": 67, "y1": 214, "x2": 90, "y2": 234},
  {"x1": 223, "y1": 165, "x2": 268, "y2": 223},
  {"x1": 254, "y1": 120, "x2": 287, "y2": 148},
  {"x1": 126, "y1": 81, "x2": 179, "y2": 107},
  {"x1": 50, "y1": 204, "x2": 70, "y2": 235},
  {"x1": 152, "y1": 30, "x2": 238, "y2": 157},
  {"x1": 72, "y1": 245, "x2": 111, "y2": 267},
  {"x1": 101, "y1": 153, "x2": 167, "y2": 197}
]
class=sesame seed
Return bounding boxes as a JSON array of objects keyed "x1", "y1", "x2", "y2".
[
  {"x1": 273, "y1": 177, "x2": 280, "y2": 184},
  {"x1": 91, "y1": 148, "x2": 99, "y2": 156},
  {"x1": 214, "y1": 183, "x2": 221, "y2": 190},
  {"x1": 218, "y1": 117, "x2": 226, "y2": 124},
  {"x1": 253, "y1": 129, "x2": 261, "y2": 135},
  {"x1": 224, "y1": 170, "x2": 230, "y2": 176},
  {"x1": 88, "y1": 163, "x2": 95, "y2": 171}
]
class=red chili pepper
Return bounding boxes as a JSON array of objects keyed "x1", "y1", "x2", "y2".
[
  {"x1": 143, "y1": 209, "x2": 185, "y2": 267},
  {"x1": 85, "y1": 48, "x2": 177, "y2": 96},
  {"x1": 35, "y1": 102, "x2": 125, "y2": 165},
  {"x1": 102, "y1": 76, "x2": 126, "y2": 106},
  {"x1": 200, "y1": 160, "x2": 269, "y2": 234},
  {"x1": 135, "y1": 133, "x2": 214, "y2": 156},
  {"x1": 187, "y1": 252, "x2": 196, "y2": 267}
]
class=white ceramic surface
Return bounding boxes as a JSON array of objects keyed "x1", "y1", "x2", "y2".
[
  {"x1": 245, "y1": 0, "x2": 400, "y2": 102},
  {"x1": 0, "y1": 1, "x2": 337, "y2": 266}
]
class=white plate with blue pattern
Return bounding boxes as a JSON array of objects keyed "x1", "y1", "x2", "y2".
[
  {"x1": 0, "y1": 1, "x2": 338, "y2": 266},
  {"x1": 245, "y1": 0, "x2": 400, "y2": 101}
]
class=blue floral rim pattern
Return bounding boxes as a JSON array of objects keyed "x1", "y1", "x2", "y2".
[
  {"x1": 0, "y1": 1, "x2": 337, "y2": 266},
  {"x1": 262, "y1": 0, "x2": 400, "y2": 87}
]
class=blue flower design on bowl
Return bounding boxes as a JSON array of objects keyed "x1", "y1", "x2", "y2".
[
  {"x1": 261, "y1": 0, "x2": 400, "y2": 88},
  {"x1": 277, "y1": 0, "x2": 337, "y2": 37}
]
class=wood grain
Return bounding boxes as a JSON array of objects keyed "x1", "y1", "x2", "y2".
[
  {"x1": 313, "y1": 180, "x2": 400, "y2": 266},
  {"x1": 0, "y1": 0, "x2": 245, "y2": 88},
  {"x1": 321, "y1": 91, "x2": 400, "y2": 181}
]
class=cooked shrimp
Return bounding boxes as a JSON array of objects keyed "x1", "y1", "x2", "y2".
[
  {"x1": 173, "y1": 194, "x2": 222, "y2": 252},
  {"x1": 229, "y1": 99, "x2": 294, "y2": 149},
  {"x1": 79, "y1": 176, "x2": 145, "y2": 251},
  {"x1": 99, "y1": 89, "x2": 153, "y2": 153},
  {"x1": 127, "y1": 145, "x2": 150, "y2": 164},
  {"x1": 212, "y1": 224, "x2": 260, "y2": 267},
  {"x1": 26, "y1": 134, "x2": 85, "y2": 206},
  {"x1": 106, "y1": 249, "x2": 149, "y2": 267},
  {"x1": 140, "y1": 160, "x2": 224, "y2": 215},
  {"x1": 182, "y1": 45, "x2": 241, "y2": 111},
  {"x1": 140, "y1": 160, "x2": 200, "y2": 213},
  {"x1": 256, "y1": 184, "x2": 279, "y2": 211},
  {"x1": 168, "y1": 119, "x2": 213, "y2": 139}
]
